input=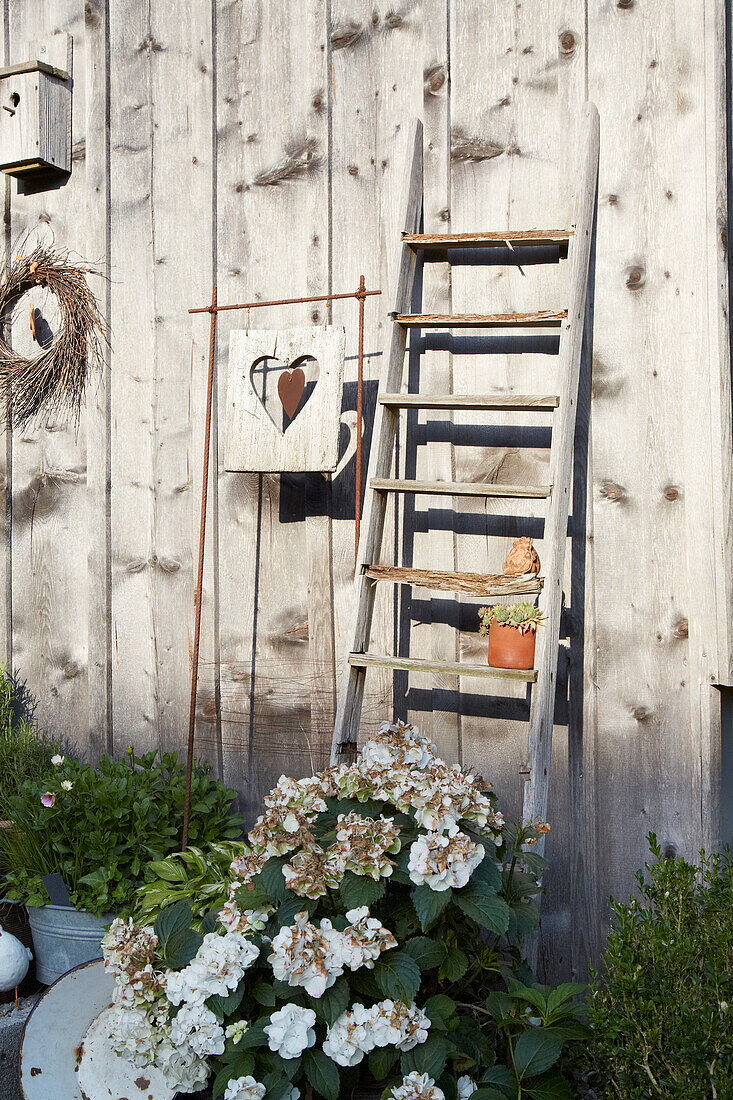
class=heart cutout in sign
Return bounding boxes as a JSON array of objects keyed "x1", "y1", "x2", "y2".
[{"x1": 278, "y1": 367, "x2": 306, "y2": 419}]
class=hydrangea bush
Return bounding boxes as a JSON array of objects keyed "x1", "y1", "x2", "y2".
[{"x1": 102, "y1": 722, "x2": 576, "y2": 1100}]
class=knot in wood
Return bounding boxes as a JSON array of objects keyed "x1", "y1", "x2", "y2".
[
  {"x1": 672, "y1": 617, "x2": 689, "y2": 639},
  {"x1": 599, "y1": 479, "x2": 626, "y2": 503},
  {"x1": 348, "y1": 164, "x2": 359, "y2": 176},
  {"x1": 617, "y1": 0, "x2": 634, "y2": 8},
  {"x1": 663, "y1": 484, "x2": 681, "y2": 501},
  {"x1": 423, "y1": 63, "x2": 446, "y2": 97},
  {"x1": 625, "y1": 264, "x2": 646, "y2": 291},
  {"x1": 632, "y1": 705, "x2": 651, "y2": 722},
  {"x1": 559, "y1": 31, "x2": 577, "y2": 56}
]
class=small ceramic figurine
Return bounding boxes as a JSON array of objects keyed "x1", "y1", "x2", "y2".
[
  {"x1": 502, "y1": 536, "x2": 540, "y2": 576},
  {"x1": 0, "y1": 922, "x2": 32, "y2": 1007}
]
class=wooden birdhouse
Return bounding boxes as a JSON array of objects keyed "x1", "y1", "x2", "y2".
[{"x1": 0, "y1": 34, "x2": 72, "y2": 178}]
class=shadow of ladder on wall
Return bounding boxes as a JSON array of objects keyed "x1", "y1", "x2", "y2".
[{"x1": 331, "y1": 104, "x2": 600, "y2": 844}]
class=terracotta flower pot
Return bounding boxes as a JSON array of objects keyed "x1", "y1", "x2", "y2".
[{"x1": 488, "y1": 620, "x2": 537, "y2": 670}]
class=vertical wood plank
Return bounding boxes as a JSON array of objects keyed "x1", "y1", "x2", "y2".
[
  {"x1": 587, "y1": 0, "x2": 713, "y2": 949},
  {"x1": 108, "y1": 0, "x2": 212, "y2": 756},
  {"x1": 330, "y1": 0, "x2": 423, "y2": 744},
  {"x1": 84, "y1": 0, "x2": 111, "y2": 759},
  {"x1": 8, "y1": 3, "x2": 91, "y2": 750},
  {"x1": 406, "y1": 0, "x2": 461, "y2": 763},
  {"x1": 215, "y1": 0, "x2": 330, "y2": 814},
  {"x1": 449, "y1": 0, "x2": 585, "y2": 978}
]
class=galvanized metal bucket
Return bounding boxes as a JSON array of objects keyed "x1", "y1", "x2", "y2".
[{"x1": 26, "y1": 906, "x2": 111, "y2": 985}]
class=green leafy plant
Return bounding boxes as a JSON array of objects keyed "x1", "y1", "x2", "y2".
[
  {"x1": 478, "y1": 604, "x2": 546, "y2": 637},
  {"x1": 100, "y1": 722, "x2": 584, "y2": 1100},
  {"x1": 135, "y1": 841, "x2": 248, "y2": 929},
  {"x1": 0, "y1": 747, "x2": 242, "y2": 915},
  {"x1": 0, "y1": 666, "x2": 74, "y2": 824},
  {"x1": 587, "y1": 834, "x2": 733, "y2": 1097}
]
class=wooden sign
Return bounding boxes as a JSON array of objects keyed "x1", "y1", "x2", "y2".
[{"x1": 225, "y1": 326, "x2": 345, "y2": 472}]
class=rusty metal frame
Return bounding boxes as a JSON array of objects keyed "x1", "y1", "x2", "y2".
[{"x1": 182, "y1": 279, "x2": 380, "y2": 848}]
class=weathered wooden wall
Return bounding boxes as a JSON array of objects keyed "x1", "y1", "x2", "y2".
[{"x1": 1, "y1": 0, "x2": 730, "y2": 979}]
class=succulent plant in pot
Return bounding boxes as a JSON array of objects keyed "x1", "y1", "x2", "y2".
[{"x1": 478, "y1": 602, "x2": 546, "y2": 670}]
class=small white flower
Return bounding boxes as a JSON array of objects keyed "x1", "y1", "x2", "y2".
[
  {"x1": 61, "y1": 780, "x2": 73, "y2": 791},
  {"x1": 224, "y1": 1075, "x2": 267, "y2": 1100},
  {"x1": 51, "y1": 754, "x2": 64, "y2": 767},
  {"x1": 225, "y1": 1020, "x2": 249, "y2": 1044},
  {"x1": 169, "y1": 1002, "x2": 225, "y2": 1057},
  {"x1": 457, "y1": 1076, "x2": 477, "y2": 1100},
  {"x1": 390, "y1": 1071, "x2": 445, "y2": 1100},
  {"x1": 264, "y1": 1004, "x2": 317, "y2": 1059},
  {"x1": 323, "y1": 1003, "x2": 376, "y2": 1066}
]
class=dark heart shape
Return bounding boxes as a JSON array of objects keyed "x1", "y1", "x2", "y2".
[{"x1": 277, "y1": 367, "x2": 306, "y2": 419}]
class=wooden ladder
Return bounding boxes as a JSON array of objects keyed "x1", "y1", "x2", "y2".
[{"x1": 331, "y1": 104, "x2": 599, "y2": 832}]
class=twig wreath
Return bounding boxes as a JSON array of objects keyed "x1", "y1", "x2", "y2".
[{"x1": 0, "y1": 244, "x2": 107, "y2": 430}]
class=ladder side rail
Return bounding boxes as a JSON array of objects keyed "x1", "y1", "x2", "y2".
[
  {"x1": 331, "y1": 118, "x2": 424, "y2": 763},
  {"x1": 522, "y1": 103, "x2": 600, "y2": 828}
]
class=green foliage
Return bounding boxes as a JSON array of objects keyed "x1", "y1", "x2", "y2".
[
  {"x1": 0, "y1": 747, "x2": 242, "y2": 915},
  {"x1": 0, "y1": 666, "x2": 74, "y2": 825},
  {"x1": 477, "y1": 603, "x2": 546, "y2": 637},
  {"x1": 135, "y1": 841, "x2": 247, "y2": 928},
  {"x1": 587, "y1": 834, "x2": 733, "y2": 1098}
]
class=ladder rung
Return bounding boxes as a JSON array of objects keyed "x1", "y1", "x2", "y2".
[
  {"x1": 364, "y1": 565, "x2": 544, "y2": 597},
  {"x1": 395, "y1": 311, "x2": 567, "y2": 328},
  {"x1": 379, "y1": 393, "x2": 559, "y2": 411},
  {"x1": 403, "y1": 230, "x2": 573, "y2": 250},
  {"x1": 348, "y1": 651, "x2": 538, "y2": 683},
  {"x1": 370, "y1": 478, "x2": 551, "y2": 499}
]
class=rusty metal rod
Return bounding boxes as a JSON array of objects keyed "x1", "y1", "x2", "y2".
[
  {"x1": 189, "y1": 288, "x2": 380, "y2": 315},
  {"x1": 355, "y1": 275, "x2": 366, "y2": 563},
  {"x1": 183, "y1": 280, "x2": 380, "y2": 846},
  {"x1": 183, "y1": 284, "x2": 217, "y2": 851}
]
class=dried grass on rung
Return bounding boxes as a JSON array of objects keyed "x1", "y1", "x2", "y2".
[{"x1": 0, "y1": 244, "x2": 107, "y2": 430}]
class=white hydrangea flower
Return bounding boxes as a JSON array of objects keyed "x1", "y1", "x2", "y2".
[
  {"x1": 169, "y1": 1002, "x2": 225, "y2": 1057},
  {"x1": 457, "y1": 1076, "x2": 477, "y2": 1100},
  {"x1": 268, "y1": 912, "x2": 345, "y2": 998},
  {"x1": 322, "y1": 1002, "x2": 377, "y2": 1066},
  {"x1": 390, "y1": 1072, "x2": 445, "y2": 1100},
  {"x1": 154, "y1": 1037, "x2": 210, "y2": 1092},
  {"x1": 361, "y1": 722, "x2": 436, "y2": 769},
  {"x1": 164, "y1": 931, "x2": 259, "y2": 1006},
  {"x1": 370, "y1": 1000, "x2": 431, "y2": 1051},
  {"x1": 341, "y1": 907, "x2": 397, "y2": 970},
  {"x1": 224, "y1": 1075, "x2": 267, "y2": 1100},
  {"x1": 264, "y1": 1004, "x2": 317, "y2": 1059},
  {"x1": 408, "y1": 825, "x2": 485, "y2": 891},
  {"x1": 105, "y1": 1003, "x2": 166, "y2": 1066}
]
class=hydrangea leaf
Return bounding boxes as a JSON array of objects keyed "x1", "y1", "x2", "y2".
[
  {"x1": 153, "y1": 899, "x2": 192, "y2": 947},
  {"x1": 212, "y1": 1053, "x2": 255, "y2": 1098},
  {"x1": 311, "y1": 977, "x2": 350, "y2": 1026},
  {"x1": 438, "y1": 945, "x2": 468, "y2": 982},
  {"x1": 454, "y1": 883, "x2": 511, "y2": 935},
  {"x1": 423, "y1": 993, "x2": 456, "y2": 1029},
  {"x1": 304, "y1": 1048, "x2": 340, "y2": 1100},
  {"x1": 163, "y1": 927, "x2": 203, "y2": 969},
  {"x1": 513, "y1": 1031, "x2": 563, "y2": 1077},
  {"x1": 339, "y1": 870, "x2": 387, "y2": 909},
  {"x1": 507, "y1": 901, "x2": 540, "y2": 939},
  {"x1": 470, "y1": 856, "x2": 502, "y2": 892},
  {"x1": 262, "y1": 1072, "x2": 294, "y2": 1100},
  {"x1": 374, "y1": 950, "x2": 421, "y2": 1002},
  {"x1": 257, "y1": 856, "x2": 290, "y2": 902},
  {"x1": 276, "y1": 895, "x2": 317, "y2": 928},
  {"x1": 403, "y1": 935, "x2": 447, "y2": 971},
  {"x1": 411, "y1": 884, "x2": 453, "y2": 931},
  {"x1": 236, "y1": 1016, "x2": 271, "y2": 1051},
  {"x1": 369, "y1": 1045, "x2": 400, "y2": 1080},
  {"x1": 523, "y1": 1073, "x2": 573, "y2": 1100},
  {"x1": 252, "y1": 980, "x2": 276, "y2": 1007},
  {"x1": 470, "y1": 1090, "x2": 512, "y2": 1100},
  {"x1": 400, "y1": 1034, "x2": 449, "y2": 1079}
]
